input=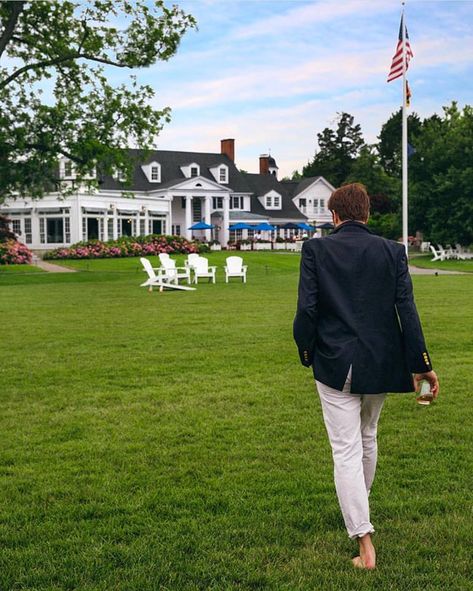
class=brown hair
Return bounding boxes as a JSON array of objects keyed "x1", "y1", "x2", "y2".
[{"x1": 327, "y1": 182, "x2": 370, "y2": 222}]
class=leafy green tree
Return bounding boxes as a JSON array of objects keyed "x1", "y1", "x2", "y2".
[
  {"x1": 409, "y1": 103, "x2": 473, "y2": 245},
  {"x1": 0, "y1": 213, "x2": 16, "y2": 241},
  {"x1": 345, "y1": 145, "x2": 400, "y2": 205},
  {"x1": 302, "y1": 112, "x2": 365, "y2": 187},
  {"x1": 344, "y1": 145, "x2": 401, "y2": 239},
  {"x1": 377, "y1": 108, "x2": 422, "y2": 177},
  {"x1": 0, "y1": 0, "x2": 195, "y2": 202}
]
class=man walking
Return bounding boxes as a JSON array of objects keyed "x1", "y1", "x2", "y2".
[{"x1": 293, "y1": 183, "x2": 439, "y2": 570}]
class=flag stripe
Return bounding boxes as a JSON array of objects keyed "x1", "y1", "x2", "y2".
[{"x1": 387, "y1": 16, "x2": 413, "y2": 82}]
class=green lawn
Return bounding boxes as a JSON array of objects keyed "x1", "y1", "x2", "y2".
[
  {"x1": 410, "y1": 254, "x2": 473, "y2": 273},
  {"x1": 0, "y1": 264, "x2": 45, "y2": 274},
  {"x1": 1, "y1": 253, "x2": 472, "y2": 590}
]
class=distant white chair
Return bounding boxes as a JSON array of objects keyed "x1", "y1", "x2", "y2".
[
  {"x1": 185, "y1": 253, "x2": 201, "y2": 273},
  {"x1": 140, "y1": 257, "x2": 195, "y2": 292},
  {"x1": 192, "y1": 256, "x2": 216, "y2": 284},
  {"x1": 429, "y1": 245, "x2": 443, "y2": 262},
  {"x1": 158, "y1": 253, "x2": 191, "y2": 284},
  {"x1": 455, "y1": 244, "x2": 473, "y2": 260},
  {"x1": 224, "y1": 256, "x2": 247, "y2": 283}
]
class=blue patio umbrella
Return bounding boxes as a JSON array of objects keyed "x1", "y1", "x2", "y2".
[
  {"x1": 229, "y1": 222, "x2": 253, "y2": 230},
  {"x1": 316, "y1": 222, "x2": 334, "y2": 230},
  {"x1": 188, "y1": 221, "x2": 214, "y2": 230},
  {"x1": 281, "y1": 222, "x2": 300, "y2": 230},
  {"x1": 297, "y1": 223, "x2": 315, "y2": 231},
  {"x1": 254, "y1": 222, "x2": 276, "y2": 231}
]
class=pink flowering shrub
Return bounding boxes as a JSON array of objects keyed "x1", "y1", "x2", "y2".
[
  {"x1": 0, "y1": 239, "x2": 33, "y2": 265},
  {"x1": 44, "y1": 234, "x2": 207, "y2": 260}
]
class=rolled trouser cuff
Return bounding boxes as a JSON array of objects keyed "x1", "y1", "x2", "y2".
[{"x1": 348, "y1": 523, "x2": 375, "y2": 540}]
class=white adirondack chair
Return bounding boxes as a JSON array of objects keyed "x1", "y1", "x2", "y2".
[
  {"x1": 224, "y1": 256, "x2": 247, "y2": 283},
  {"x1": 158, "y1": 253, "x2": 191, "y2": 284},
  {"x1": 429, "y1": 245, "x2": 443, "y2": 262},
  {"x1": 139, "y1": 258, "x2": 195, "y2": 292},
  {"x1": 437, "y1": 245, "x2": 450, "y2": 261},
  {"x1": 185, "y1": 253, "x2": 201, "y2": 273},
  {"x1": 455, "y1": 244, "x2": 473, "y2": 260},
  {"x1": 192, "y1": 256, "x2": 216, "y2": 284}
]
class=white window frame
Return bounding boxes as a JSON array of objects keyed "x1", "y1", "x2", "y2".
[
  {"x1": 62, "y1": 159, "x2": 74, "y2": 179},
  {"x1": 39, "y1": 211, "x2": 71, "y2": 244},
  {"x1": 150, "y1": 163, "x2": 161, "y2": 182},
  {"x1": 212, "y1": 197, "x2": 223, "y2": 210},
  {"x1": 230, "y1": 196, "x2": 243, "y2": 210},
  {"x1": 219, "y1": 167, "x2": 228, "y2": 183}
]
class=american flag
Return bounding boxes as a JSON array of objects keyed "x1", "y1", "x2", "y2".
[{"x1": 387, "y1": 16, "x2": 413, "y2": 83}]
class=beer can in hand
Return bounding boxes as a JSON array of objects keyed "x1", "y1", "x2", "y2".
[{"x1": 416, "y1": 380, "x2": 434, "y2": 405}]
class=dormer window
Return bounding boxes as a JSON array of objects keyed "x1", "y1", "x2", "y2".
[
  {"x1": 151, "y1": 166, "x2": 160, "y2": 181},
  {"x1": 190, "y1": 166, "x2": 199, "y2": 177},
  {"x1": 263, "y1": 192, "x2": 282, "y2": 210},
  {"x1": 141, "y1": 161, "x2": 161, "y2": 183},
  {"x1": 64, "y1": 160, "x2": 73, "y2": 177},
  {"x1": 61, "y1": 159, "x2": 75, "y2": 179},
  {"x1": 219, "y1": 167, "x2": 227, "y2": 183}
]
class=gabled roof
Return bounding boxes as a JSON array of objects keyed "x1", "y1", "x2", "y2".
[
  {"x1": 282, "y1": 176, "x2": 335, "y2": 197},
  {"x1": 99, "y1": 148, "x2": 252, "y2": 193},
  {"x1": 242, "y1": 173, "x2": 307, "y2": 220}
]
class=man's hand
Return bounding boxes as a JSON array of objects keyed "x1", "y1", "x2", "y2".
[{"x1": 413, "y1": 370, "x2": 440, "y2": 399}]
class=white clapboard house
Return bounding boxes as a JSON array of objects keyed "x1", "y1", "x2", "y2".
[{"x1": 1, "y1": 139, "x2": 335, "y2": 251}]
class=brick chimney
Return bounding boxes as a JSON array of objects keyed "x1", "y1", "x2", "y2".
[
  {"x1": 259, "y1": 155, "x2": 269, "y2": 175},
  {"x1": 221, "y1": 138, "x2": 235, "y2": 162}
]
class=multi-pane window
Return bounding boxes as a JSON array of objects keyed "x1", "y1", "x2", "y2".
[
  {"x1": 172, "y1": 224, "x2": 181, "y2": 236},
  {"x1": 24, "y1": 218, "x2": 32, "y2": 244},
  {"x1": 273, "y1": 196, "x2": 281, "y2": 208},
  {"x1": 39, "y1": 215, "x2": 69, "y2": 243},
  {"x1": 313, "y1": 199, "x2": 319, "y2": 209},
  {"x1": 151, "y1": 166, "x2": 160, "y2": 181},
  {"x1": 219, "y1": 167, "x2": 227, "y2": 182},
  {"x1": 11, "y1": 219, "x2": 21, "y2": 235},
  {"x1": 107, "y1": 217, "x2": 114, "y2": 240},
  {"x1": 140, "y1": 217, "x2": 146, "y2": 236},
  {"x1": 190, "y1": 166, "x2": 198, "y2": 177},
  {"x1": 64, "y1": 160, "x2": 73, "y2": 177},
  {"x1": 39, "y1": 218, "x2": 45, "y2": 243},
  {"x1": 212, "y1": 197, "x2": 223, "y2": 209},
  {"x1": 320, "y1": 199, "x2": 325, "y2": 210},
  {"x1": 230, "y1": 196, "x2": 243, "y2": 210},
  {"x1": 192, "y1": 198, "x2": 202, "y2": 222},
  {"x1": 265, "y1": 196, "x2": 272, "y2": 208},
  {"x1": 64, "y1": 217, "x2": 71, "y2": 243}
]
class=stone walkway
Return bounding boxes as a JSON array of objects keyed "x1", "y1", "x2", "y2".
[
  {"x1": 33, "y1": 259, "x2": 76, "y2": 273},
  {"x1": 409, "y1": 265, "x2": 466, "y2": 275}
]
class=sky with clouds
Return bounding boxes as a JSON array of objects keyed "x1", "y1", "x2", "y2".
[{"x1": 134, "y1": 0, "x2": 473, "y2": 177}]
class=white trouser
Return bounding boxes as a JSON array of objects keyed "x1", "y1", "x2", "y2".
[{"x1": 316, "y1": 369, "x2": 386, "y2": 540}]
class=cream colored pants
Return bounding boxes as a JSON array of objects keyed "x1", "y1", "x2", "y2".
[{"x1": 316, "y1": 369, "x2": 386, "y2": 539}]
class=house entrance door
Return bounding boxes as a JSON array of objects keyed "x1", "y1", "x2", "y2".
[{"x1": 87, "y1": 218, "x2": 99, "y2": 240}]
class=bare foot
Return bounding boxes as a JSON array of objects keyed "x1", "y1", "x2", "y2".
[{"x1": 351, "y1": 533, "x2": 376, "y2": 570}]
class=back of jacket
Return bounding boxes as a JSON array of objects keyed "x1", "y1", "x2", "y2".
[{"x1": 293, "y1": 222, "x2": 432, "y2": 394}]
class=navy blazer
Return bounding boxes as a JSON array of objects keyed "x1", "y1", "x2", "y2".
[{"x1": 293, "y1": 221, "x2": 433, "y2": 394}]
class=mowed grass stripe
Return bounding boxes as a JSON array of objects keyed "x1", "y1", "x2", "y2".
[{"x1": 0, "y1": 254, "x2": 472, "y2": 590}]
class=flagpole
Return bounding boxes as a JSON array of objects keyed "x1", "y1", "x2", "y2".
[{"x1": 401, "y1": 3, "x2": 408, "y2": 253}]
